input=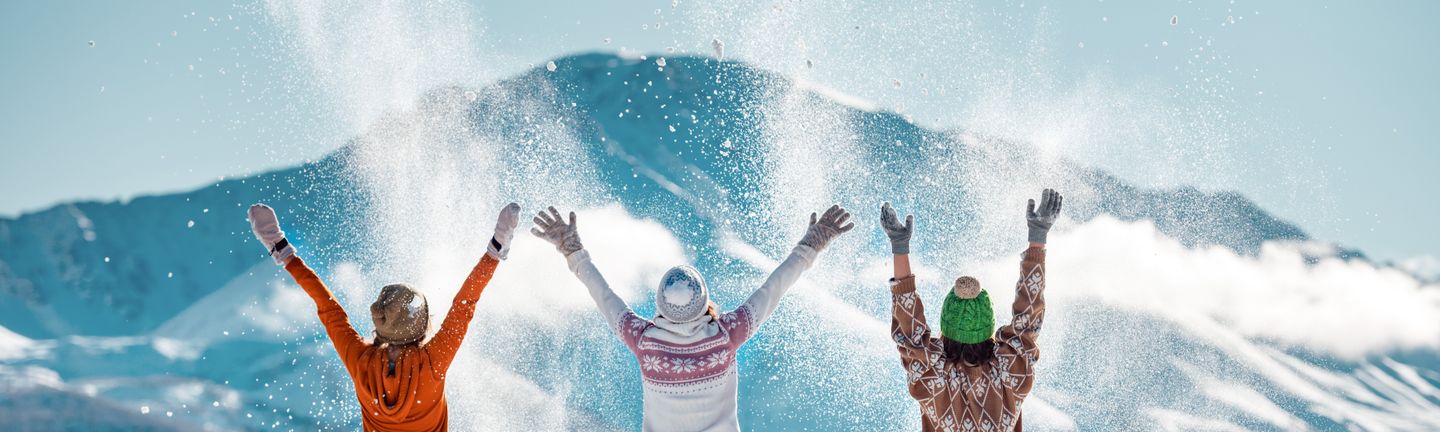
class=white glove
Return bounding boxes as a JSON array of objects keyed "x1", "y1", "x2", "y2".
[
  {"x1": 248, "y1": 204, "x2": 295, "y2": 265},
  {"x1": 530, "y1": 206, "x2": 584, "y2": 256},
  {"x1": 487, "y1": 203, "x2": 521, "y2": 260}
]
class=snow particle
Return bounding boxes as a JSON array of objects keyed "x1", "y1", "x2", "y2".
[
  {"x1": 88, "y1": 40, "x2": 96, "y2": 47},
  {"x1": 187, "y1": 220, "x2": 195, "y2": 228},
  {"x1": 141, "y1": 406, "x2": 150, "y2": 414},
  {"x1": 603, "y1": 37, "x2": 612, "y2": 44},
  {"x1": 656, "y1": 57, "x2": 666, "y2": 67},
  {"x1": 167, "y1": 272, "x2": 174, "y2": 278},
  {"x1": 805, "y1": 59, "x2": 813, "y2": 68},
  {"x1": 166, "y1": 411, "x2": 173, "y2": 417},
  {"x1": 546, "y1": 61, "x2": 557, "y2": 72},
  {"x1": 893, "y1": 79, "x2": 902, "y2": 89},
  {"x1": 711, "y1": 38, "x2": 724, "y2": 59},
  {"x1": 104, "y1": 256, "x2": 111, "y2": 263},
  {"x1": 464, "y1": 90, "x2": 478, "y2": 102},
  {"x1": 1078, "y1": 41, "x2": 1085, "y2": 48},
  {"x1": 1170, "y1": 15, "x2": 1178, "y2": 26}
]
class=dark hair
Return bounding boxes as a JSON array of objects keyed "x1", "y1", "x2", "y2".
[{"x1": 942, "y1": 337, "x2": 996, "y2": 366}]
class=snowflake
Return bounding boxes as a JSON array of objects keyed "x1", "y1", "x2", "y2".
[
  {"x1": 701, "y1": 350, "x2": 730, "y2": 369},
  {"x1": 641, "y1": 355, "x2": 665, "y2": 372},
  {"x1": 669, "y1": 357, "x2": 697, "y2": 373}
]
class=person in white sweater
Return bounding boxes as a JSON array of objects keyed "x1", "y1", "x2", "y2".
[{"x1": 530, "y1": 205, "x2": 854, "y2": 431}]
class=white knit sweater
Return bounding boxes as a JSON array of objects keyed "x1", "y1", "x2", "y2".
[{"x1": 566, "y1": 245, "x2": 818, "y2": 432}]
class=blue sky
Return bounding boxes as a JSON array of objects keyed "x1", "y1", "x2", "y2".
[{"x1": 1, "y1": 0, "x2": 1435, "y2": 262}]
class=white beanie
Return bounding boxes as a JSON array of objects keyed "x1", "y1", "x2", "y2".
[{"x1": 656, "y1": 265, "x2": 709, "y2": 322}]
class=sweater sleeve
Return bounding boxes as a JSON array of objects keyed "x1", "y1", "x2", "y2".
[
  {"x1": 891, "y1": 275, "x2": 942, "y2": 402},
  {"x1": 567, "y1": 250, "x2": 647, "y2": 351},
  {"x1": 285, "y1": 257, "x2": 368, "y2": 372},
  {"x1": 426, "y1": 254, "x2": 500, "y2": 373},
  {"x1": 993, "y1": 246, "x2": 1046, "y2": 396},
  {"x1": 732, "y1": 244, "x2": 817, "y2": 342}
]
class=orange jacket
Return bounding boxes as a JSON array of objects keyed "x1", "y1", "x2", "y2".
[{"x1": 286, "y1": 255, "x2": 499, "y2": 432}]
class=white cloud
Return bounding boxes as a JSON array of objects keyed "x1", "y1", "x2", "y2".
[{"x1": 973, "y1": 216, "x2": 1440, "y2": 360}]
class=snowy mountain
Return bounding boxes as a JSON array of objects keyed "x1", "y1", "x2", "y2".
[{"x1": 1, "y1": 53, "x2": 1436, "y2": 431}]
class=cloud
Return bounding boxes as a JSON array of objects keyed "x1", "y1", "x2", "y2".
[{"x1": 974, "y1": 216, "x2": 1440, "y2": 360}]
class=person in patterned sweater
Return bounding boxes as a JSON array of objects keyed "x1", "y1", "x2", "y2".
[
  {"x1": 883, "y1": 189, "x2": 1062, "y2": 431},
  {"x1": 530, "y1": 205, "x2": 854, "y2": 432}
]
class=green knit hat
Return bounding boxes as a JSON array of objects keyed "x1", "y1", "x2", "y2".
[{"x1": 940, "y1": 288, "x2": 995, "y2": 344}]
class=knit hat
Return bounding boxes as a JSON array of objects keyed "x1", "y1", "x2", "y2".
[
  {"x1": 940, "y1": 276, "x2": 994, "y2": 344},
  {"x1": 370, "y1": 283, "x2": 429, "y2": 345},
  {"x1": 656, "y1": 265, "x2": 709, "y2": 323}
]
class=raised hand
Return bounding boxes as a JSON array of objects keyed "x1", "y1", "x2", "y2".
[
  {"x1": 880, "y1": 202, "x2": 914, "y2": 255},
  {"x1": 1025, "y1": 188, "x2": 1063, "y2": 244},
  {"x1": 248, "y1": 203, "x2": 296, "y2": 265},
  {"x1": 798, "y1": 204, "x2": 856, "y2": 252},
  {"x1": 530, "y1": 206, "x2": 584, "y2": 256},
  {"x1": 486, "y1": 203, "x2": 521, "y2": 259}
]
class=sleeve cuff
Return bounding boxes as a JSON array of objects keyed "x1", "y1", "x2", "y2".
[
  {"x1": 565, "y1": 249, "x2": 591, "y2": 273},
  {"x1": 791, "y1": 244, "x2": 818, "y2": 265},
  {"x1": 889, "y1": 274, "x2": 917, "y2": 294}
]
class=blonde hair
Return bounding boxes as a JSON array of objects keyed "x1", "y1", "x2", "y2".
[{"x1": 705, "y1": 301, "x2": 720, "y2": 321}]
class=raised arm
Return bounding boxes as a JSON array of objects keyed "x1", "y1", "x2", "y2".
[
  {"x1": 736, "y1": 205, "x2": 853, "y2": 339},
  {"x1": 995, "y1": 189, "x2": 1060, "y2": 396},
  {"x1": 285, "y1": 257, "x2": 368, "y2": 369},
  {"x1": 532, "y1": 207, "x2": 642, "y2": 344},
  {"x1": 881, "y1": 202, "x2": 940, "y2": 401},
  {"x1": 249, "y1": 204, "x2": 366, "y2": 371},
  {"x1": 427, "y1": 203, "x2": 519, "y2": 372}
]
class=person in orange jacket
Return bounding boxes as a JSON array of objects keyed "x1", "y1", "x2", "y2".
[{"x1": 247, "y1": 202, "x2": 520, "y2": 432}]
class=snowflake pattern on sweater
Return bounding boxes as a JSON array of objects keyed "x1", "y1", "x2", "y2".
[
  {"x1": 891, "y1": 247, "x2": 1046, "y2": 432},
  {"x1": 617, "y1": 306, "x2": 755, "y2": 390}
]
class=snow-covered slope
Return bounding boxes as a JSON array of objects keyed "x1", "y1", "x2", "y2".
[{"x1": 0, "y1": 53, "x2": 1435, "y2": 430}]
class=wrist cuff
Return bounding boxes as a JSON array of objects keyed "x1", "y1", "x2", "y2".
[{"x1": 1027, "y1": 228, "x2": 1048, "y2": 245}]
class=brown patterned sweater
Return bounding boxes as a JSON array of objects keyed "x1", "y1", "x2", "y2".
[{"x1": 890, "y1": 247, "x2": 1046, "y2": 432}]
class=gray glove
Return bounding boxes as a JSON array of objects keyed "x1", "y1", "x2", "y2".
[
  {"x1": 879, "y1": 202, "x2": 913, "y2": 255},
  {"x1": 798, "y1": 204, "x2": 855, "y2": 252},
  {"x1": 1026, "y1": 189, "x2": 1063, "y2": 244},
  {"x1": 530, "y1": 206, "x2": 584, "y2": 256}
]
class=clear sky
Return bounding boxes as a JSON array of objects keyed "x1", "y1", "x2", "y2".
[{"x1": 1, "y1": 0, "x2": 1435, "y2": 263}]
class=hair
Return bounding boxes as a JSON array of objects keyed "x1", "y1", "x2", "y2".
[
  {"x1": 942, "y1": 337, "x2": 996, "y2": 366},
  {"x1": 704, "y1": 301, "x2": 720, "y2": 322}
]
